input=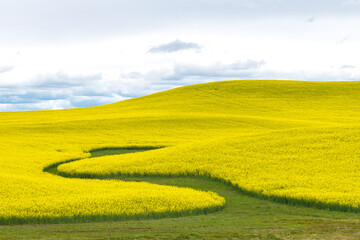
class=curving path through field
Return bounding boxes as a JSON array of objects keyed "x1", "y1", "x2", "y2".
[
  {"x1": 44, "y1": 142, "x2": 360, "y2": 222},
  {"x1": 43, "y1": 147, "x2": 228, "y2": 220}
]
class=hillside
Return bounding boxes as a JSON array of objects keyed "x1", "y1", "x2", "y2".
[{"x1": 2, "y1": 80, "x2": 360, "y2": 225}]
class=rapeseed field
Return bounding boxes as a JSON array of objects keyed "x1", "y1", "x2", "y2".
[{"x1": 2, "y1": 80, "x2": 360, "y2": 224}]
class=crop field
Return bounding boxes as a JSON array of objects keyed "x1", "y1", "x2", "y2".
[{"x1": 2, "y1": 80, "x2": 360, "y2": 239}]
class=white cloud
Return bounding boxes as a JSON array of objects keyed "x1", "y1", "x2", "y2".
[
  {"x1": 0, "y1": 66, "x2": 14, "y2": 73},
  {"x1": 337, "y1": 34, "x2": 352, "y2": 44}
]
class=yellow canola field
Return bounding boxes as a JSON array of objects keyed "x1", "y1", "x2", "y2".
[{"x1": 2, "y1": 80, "x2": 360, "y2": 224}]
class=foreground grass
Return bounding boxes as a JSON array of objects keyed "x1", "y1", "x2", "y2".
[{"x1": 2, "y1": 149, "x2": 358, "y2": 239}]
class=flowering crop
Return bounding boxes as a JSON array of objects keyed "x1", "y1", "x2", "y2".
[{"x1": 2, "y1": 80, "x2": 360, "y2": 224}]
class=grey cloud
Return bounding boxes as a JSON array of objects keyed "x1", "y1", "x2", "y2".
[
  {"x1": 121, "y1": 72, "x2": 143, "y2": 79},
  {"x1": 341, "y1": 65, "x2": 356, "y2": 69},
  {"x1": 0, "y1": 89, "x2": 72, "y2": 104},
  {"x1": 228, "y1": 60, "x2": 266, "y2": 70},
  {"x1": 28, "y1": 72, "x2": 102, "y2": 88},
  {"x1": 166, "y1": 60, "x2": 265, "y2": 80},
  {"x1": 305, "y1": 17, "x2": 315, "y2": 23},
  {"x1": 119, "y1": 60, "x2": 266, "y2": 90},
  {"x1": 0, "y1": 66, "x2": 14, "y2": 73},
  {"x1": 148, "y1": 40, "x2": 201, "y2": 53},
  {"x1": 0, "y1": 71, "x2": 131, "y2": 111}
]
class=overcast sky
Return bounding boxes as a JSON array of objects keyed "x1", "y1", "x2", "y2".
[{"x1": 0, "y1": 0, "x2": 360, "y2": 111}]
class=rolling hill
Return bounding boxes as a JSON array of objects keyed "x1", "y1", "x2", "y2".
[{"x1": 2, "y1": 80, "x2": 360, "y2": 228}]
